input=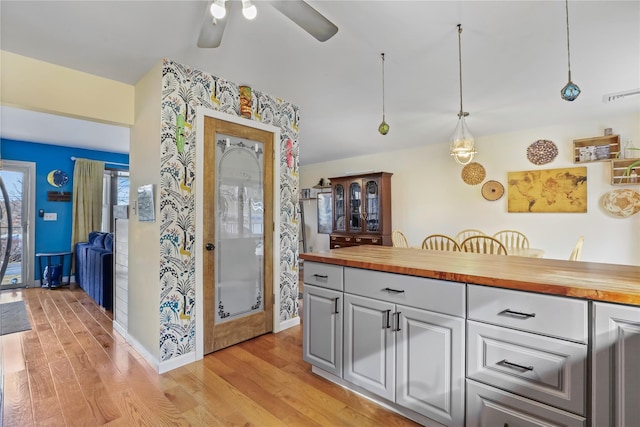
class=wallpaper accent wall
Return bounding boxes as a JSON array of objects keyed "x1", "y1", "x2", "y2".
[{"x1": 159, "y1": 59, "x2": 300, "y2": 362}]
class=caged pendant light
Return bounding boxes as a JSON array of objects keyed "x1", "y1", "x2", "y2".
[
  {"x1": 450, "y1": 24, "x2": 476, "y2": 165},
  {"x1": 378, "y1": 53, "x2": 390, "y2": 135},
  {"x1": 560, "y1": 0, "x2": 580, "y2": 101}
]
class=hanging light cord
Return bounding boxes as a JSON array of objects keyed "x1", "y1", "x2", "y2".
[
  {"x1": 565, "y1": 0, "x2": 572, "y2": 81},
  {"x1": 381, "y1": 53, "x2": 386, "y2": 120},
  {"x1": 457, "y1": 24, "x2": 467, "y2": 118}
]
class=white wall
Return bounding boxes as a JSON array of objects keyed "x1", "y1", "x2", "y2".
[{"x1": 300, "y1": 113, "x2": 640, "y2": 266}]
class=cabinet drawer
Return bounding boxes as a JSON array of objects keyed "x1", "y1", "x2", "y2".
[
  {"x1": 303, "y1": 261, "x2": 344, "y2": 291},
  {"x1": 467, "y1": 321, "x2": 586, "y2": 415},
  {"x1": 467, "y1": 285, "x2": 588, "y2": 343},
  {"x1": 466, "y1": 379, "x2": 586, "y2": 427},
  {"x1": 344, "y1": 267, "x2": 465, "y2": 317}
]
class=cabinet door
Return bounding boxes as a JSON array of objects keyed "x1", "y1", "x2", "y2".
[
  {"x1": 348, "y1": 180, "x2": 362, "y2": 234},
  {"x1": 466, "y1": 380, "x2": 586, "y2": 427},
  {"x1": 362, "y1": 178, "x2": 380, "y2": 234},
  {"x1": 592, "y1": 302, "x2": 640, "y2": 427},
  {"x1": 397, "y1": 306, "x2": 465, "y2": 427},
  {"x1": 303, "y1": 285, "x2": 343, "y2": 377},
  {"x1": 344, "y1": 293, "x2": 395, "y2": 401},
  {"x1": 333, "y1": 182, "x2": 346, "y2": 233}
]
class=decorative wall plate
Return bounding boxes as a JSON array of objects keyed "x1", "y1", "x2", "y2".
[
  {"x1": 481, "y1": 180, "x2": 505, "y2": 201},
  {"x1": 47, "y1": 170, "x2": 69, "y2": 188},
  {"x1": 601, "y1": 189, "x2": 640, "y2": 218},
  {"x1": 527, "y1": 139, "x2": 558, "y2": 165},
  {"x1": 461, "y1": 162, "x2": 486, "y2": 185}
]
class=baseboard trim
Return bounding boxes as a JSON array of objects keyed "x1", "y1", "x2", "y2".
[
  {"x1": 159, "y1": 352, "x2": 196, "y2": 374},
  {"x1": 275, "y1": 315, "x2": 300, "y2": 332},
  {"x1": 111, "y1": 320, "x2": 160, "y2": 372}
]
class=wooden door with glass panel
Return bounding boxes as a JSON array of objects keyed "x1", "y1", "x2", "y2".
[{"x1": 203, "y1": 117, "x2": 273, "y2": 354}]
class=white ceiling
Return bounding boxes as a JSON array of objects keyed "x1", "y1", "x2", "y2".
[{"x1": 1, "y1": 1, "x2": 639, "y2": 165}]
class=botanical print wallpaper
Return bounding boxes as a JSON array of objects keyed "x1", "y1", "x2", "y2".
[{"x1": 159, "y1": 59, "x2": 300, "y2": 361}]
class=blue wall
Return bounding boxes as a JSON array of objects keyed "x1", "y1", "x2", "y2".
[{"x1": 2, "y1": 138, "x2": 129, "y2": 279}]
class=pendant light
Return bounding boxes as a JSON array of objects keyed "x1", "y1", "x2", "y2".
[
  {"x1": 560, "y1": 0, "x2": 580, "y2": 101},
  {"x1": 450, "y1": 24, "x2": 476, "y2": 165},
  {"x1": 378, "y1": 53, "x2": 389, "y2": 135}
]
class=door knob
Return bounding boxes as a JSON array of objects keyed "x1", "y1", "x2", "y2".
[{"x1": 205, "y1": 243, "x2": 215, "y2": 251}]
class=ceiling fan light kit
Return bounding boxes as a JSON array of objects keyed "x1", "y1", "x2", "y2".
[
  {"x1": 450, "y1": 24, "x2": 477, "y2": 165},
  {"x1": 561, "y1": 0, "x2": 581, "y2": 101}
]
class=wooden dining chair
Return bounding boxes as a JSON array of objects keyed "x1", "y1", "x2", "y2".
[
  {"x1": 569, "y1": 236, "x2": 584, "y2": 261},
  {"x1": 460, "y1": 235, "x2": 508, "y2": 255},
  {"x1": 392, "y1": 230, "x2": 409, "y2": 248},
  {"x1": 455, "y1": 229, "x2": 486, "y2": 244},
  {"x1": 421, "y1": 234, "x2": 461, "y2": 252},
  {"x1": 493, "y1": 230, "x2": 530, "y2": 249}
]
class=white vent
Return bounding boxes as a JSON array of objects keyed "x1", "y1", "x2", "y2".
[{"x1": 602, "y1": 88, "x2": 640, "y2": 103}]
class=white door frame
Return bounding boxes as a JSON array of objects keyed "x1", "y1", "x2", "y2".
[
  {"x1": 0, "y1": 159, "x2": 36, "y2": 288},
  {"x1": 194, "y1": 108, "x2": 281, "y2": 360}
]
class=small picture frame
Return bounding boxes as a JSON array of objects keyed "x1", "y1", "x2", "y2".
[{"x1": 137, "y1": 184, "x2": 155, "y2": 222}]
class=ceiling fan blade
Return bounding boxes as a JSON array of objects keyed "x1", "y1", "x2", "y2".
[
  {"x1": 197, "y1": 3, "x2": 227, "y2": 48},
  {"x1": 269, "y1": 0, "x2": 338, "y2": 42}
]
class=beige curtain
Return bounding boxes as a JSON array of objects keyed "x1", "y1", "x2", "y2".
[{"x1": 71, "y1": 158, "x2": 105, "y2": 251}]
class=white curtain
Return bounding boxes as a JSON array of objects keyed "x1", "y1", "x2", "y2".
[{"x1": 71, "y1": 158, "x2": 105, "y2": 251}]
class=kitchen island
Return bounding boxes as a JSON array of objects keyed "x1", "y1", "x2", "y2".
[{"x1": 300, "y1": 246, "x2": 640, "y2": 427}]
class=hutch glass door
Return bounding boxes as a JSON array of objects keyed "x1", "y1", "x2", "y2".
[
  {"x1": 349, "y1": 181, "x2": 362, "y2": 233},
  {"x1": 364, "y1": 179, "x2": 380, "y2": 233},
  {"x1": 334, "y1": 183, "x2": 345, "y2": 232}
]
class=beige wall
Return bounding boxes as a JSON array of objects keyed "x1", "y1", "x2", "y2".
[
  {"x1": 128, "y1": 62, "x2": 161, "y2": 359},
  {"x1": 0, "y1": 50, "x2": 134, "y2": 126},
  {"x1": 301, "y1": 112, "x2": 640, "y2": 266}
]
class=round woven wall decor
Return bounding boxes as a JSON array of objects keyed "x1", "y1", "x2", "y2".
[
  {"x1": 527, "y1": 139, "x2": 558, "y2": 165},
  {"x1": 481, "y1": 180, "x2": 505, "y2": 201},
  {"x1": 461, "y1": 162, "x2": 486, "y2": 185}
]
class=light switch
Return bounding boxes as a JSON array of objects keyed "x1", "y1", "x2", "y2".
[{"x1": 43, "y1": 213, "x2": 57, "y2": 221}]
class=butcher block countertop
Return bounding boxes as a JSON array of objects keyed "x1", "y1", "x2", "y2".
[{"x1": 300, "y1": 246, "x2": 640, "y2": 306}]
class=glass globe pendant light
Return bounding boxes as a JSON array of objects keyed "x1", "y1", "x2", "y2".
[
  {"x1": 450, "y1": 24, "x2": 476, "y2": 165},
  {"x1": 378, "y1": 53, "x2": 389, "y2": 135},
  {"x1": 561, "y1": 0, "x2": 580, "y2": 101}
]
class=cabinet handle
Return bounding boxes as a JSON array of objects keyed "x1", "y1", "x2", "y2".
[
  {"x1": 313, "y1": 274, "x2": 328, "y2": 280},
  {"x1": 500, "y1": 359, "x2": 534, "y2": 371},
  {"x1": 334, "y1": 297, "x2": 340, "y2": 314},
  {"x1": 394, "y1": 312, "x2": 402, "y2": 332},
  {"x1": 384, "y1": 310, "x2": 391, "y2": 329},
  {"x1": 383, "y1": 287, "x2": 405, "y2": 294},
  {"x1": 500, "y1": 309, "x2": 536, "y2": 318}
]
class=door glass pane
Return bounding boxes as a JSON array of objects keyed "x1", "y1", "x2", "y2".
[
  {"x1": 365, "y1": 180, "x2": 379, "y2": 232},
  {"x1": 349, "y1": 182, "x2": 362, "y2": 233},
  {"x1": 334, "y1": 184, "x2": 345, "y2": 232},
  {"x1": 0, "y1": 170, "x2": 25, "y2": 287},
  {"x1": 215, "y1": 134, "x2": 264, "y2": 323}
]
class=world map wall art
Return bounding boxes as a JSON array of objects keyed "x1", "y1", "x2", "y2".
[{"x1": 507, "y1": 167, "x2": 587, "y2": 213}]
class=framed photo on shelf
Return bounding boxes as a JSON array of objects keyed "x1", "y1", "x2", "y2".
[{"x1": 317, "y1": 192, "x2": 332, "y2": 234}]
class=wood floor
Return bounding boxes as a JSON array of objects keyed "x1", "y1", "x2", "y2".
[{"x1": 1, "y1": 285, "x2": 419, "y2": 426}]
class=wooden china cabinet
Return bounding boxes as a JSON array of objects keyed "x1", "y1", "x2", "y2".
[{"x1": 329, "y1": 172, "x2": 392, "y2": 249}]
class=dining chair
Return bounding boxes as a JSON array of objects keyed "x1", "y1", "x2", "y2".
[
  {"x1": 421, "y1": 234, "x2": 461, "y2": 252},
  {"x1": 493, "y1": 230, "x2": 530, "y2": 249},
  {"x1": 392, "y1": 230, "x2": 409, "y2": 248},
  {"x1": 455, "y1": 229, "x2": 486, "y2": 244},
  {"x1": 569, "y1": 236, "x2": 584, "y2": 261},
  {"x1": 460, "y1": 235, "x2": 508, "y2": 255}
]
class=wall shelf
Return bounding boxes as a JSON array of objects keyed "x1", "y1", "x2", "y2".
[
  {"x1": 573, "y1": 134, "x2": 620, "y2": 163},
  {"x1": 610, "y1": 158, "x2": 640, "y2": 185}
]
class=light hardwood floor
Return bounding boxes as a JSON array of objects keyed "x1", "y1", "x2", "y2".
[{"x1": 1, "y1": 285, "x2": 419, "y2": 426}]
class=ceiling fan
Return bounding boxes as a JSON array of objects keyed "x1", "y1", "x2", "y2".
[{"x1": 197, "y1": 0, "x2": 339, "y2": 48}]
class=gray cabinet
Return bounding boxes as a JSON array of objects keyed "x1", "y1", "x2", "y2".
[
  {"x1": 343, "y1": 272, "x2": 466, "y2": 427},
  {"x1": 302, "y1": 284, "x2": 343, "y2": 377},
  {"x1": 592, "y1": 302, "x2": 640, "y2": 427}
]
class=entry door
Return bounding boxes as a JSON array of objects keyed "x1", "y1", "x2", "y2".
[
  {"x1": 0, "y1": 160, "x2": 34, "y2": 289},
  {"x1": 203, "y1": 116, "x2": 274, "y2": 354}
]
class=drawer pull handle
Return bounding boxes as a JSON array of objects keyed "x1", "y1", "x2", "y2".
[
  {"x1": 334, "y1": 297, "x2": 340, "y2": 314},
  {"x1": 313, "y1": 274, "x2": 328, "y2": 280},
  {"x1": 384, "y1": 309, "x2": 391, "y2": 329},
  {"x1": 501, "y1": 309, "x2": 536, "y2": 318},
  {"x1": 383, "y1": 287, "x2": 405, "y2": 294},
  {"x1": 500, "y1": 359, "x2": 534, "y2": 371}
]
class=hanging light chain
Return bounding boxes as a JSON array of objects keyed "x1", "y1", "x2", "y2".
[
  {"x1": 381, "y1": 52, "x2": 386, "y2": 119},
  {"x1": 565, "y1": 0, "x2": 572, "y2": 81},
  {"x1": 457, "y1": 24, "x2": 468, "y2": 119}
]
